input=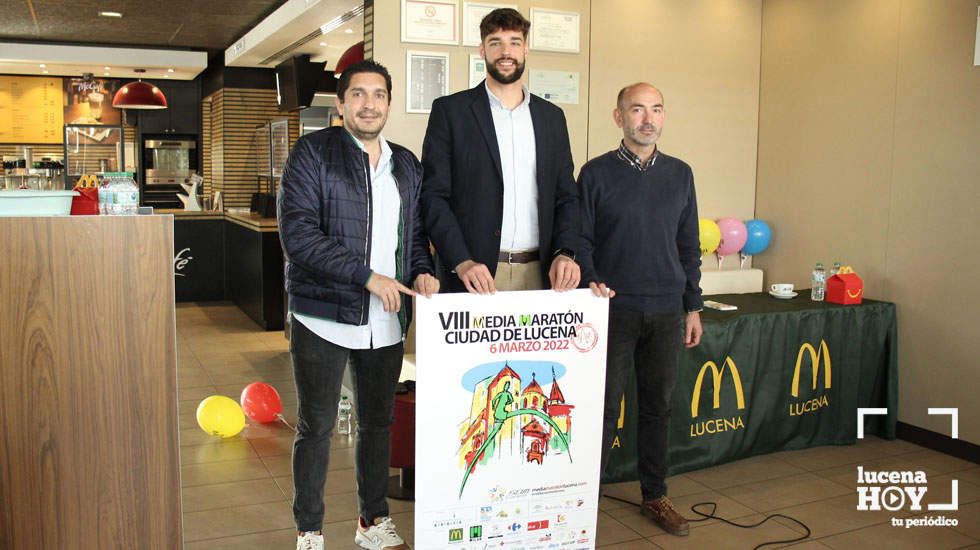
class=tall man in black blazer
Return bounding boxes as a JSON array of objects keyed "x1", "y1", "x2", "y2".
[{"x1": 421, "y1": 8, "x2": 580, "y2": 294}]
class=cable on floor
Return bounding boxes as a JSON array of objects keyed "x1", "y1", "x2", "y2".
[{"x1": 602, "y1": 494, "x2": 812, "y2": 549}]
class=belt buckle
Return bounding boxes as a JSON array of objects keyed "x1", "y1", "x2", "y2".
[{"x1": 508, "y1": 251, "x2": 515, "y2": 264}]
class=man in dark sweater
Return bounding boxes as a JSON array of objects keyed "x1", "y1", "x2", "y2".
[{"x1": 579, "y1": 82, "x2": 703, "y2": 537}]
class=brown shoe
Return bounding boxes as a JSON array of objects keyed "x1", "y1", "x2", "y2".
[{"x1": 641, "y1": 496, "x2": 690, "y2": 536}]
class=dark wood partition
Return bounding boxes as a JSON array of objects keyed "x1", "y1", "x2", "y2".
[
  {"x1": 0, "y1": 215, "x2": 180, "y2": 548},
  {"x1": 224, "y1": 212, "x2": 284, "y2": 330}
]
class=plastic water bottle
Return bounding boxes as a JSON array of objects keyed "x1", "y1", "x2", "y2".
[
  {"x1": 111, "y1": 173, "x2": 139, "y2": 215},
  {"x1": 811, "y1": 262, "x2": 826, "y2": 301},
  {"x1": 336, "y1": 396, "x2": 352, "y2": 435},
  {"x1": 830, "y1": 261, "x2": 842, "y2": 277},
  {"x1": 106, "y1": 175, "x2": 122, "y2": 214},
  {"x1": 102, "y1": 173, "x2": 134, "y2": 215},
  {"x1": 98, "y1": 176, "x2": 110, "y2": 214},
  {"x1": 105, "y1": 174, "x2": 121, "y2": 215}
]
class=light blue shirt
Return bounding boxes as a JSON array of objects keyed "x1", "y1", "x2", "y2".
[
  {"x1": 293, "y1": 133, "x2": 403, "y2": 349},
  {"x1": 486, "y1": 83, "x2": 538, "y2": 252}
]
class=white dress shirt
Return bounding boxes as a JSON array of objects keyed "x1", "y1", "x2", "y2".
[
  {"x1": 293, "y1": 133, "x2": 403, "y2": 350},
  {"x1": 486, "y1": 83, "x2": 538, "y2": 252}
]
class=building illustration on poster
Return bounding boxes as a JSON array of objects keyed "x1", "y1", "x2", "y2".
[
  {"x1": 416, "y1": 289, "x2": 608, "y2": 550},
  {"x1": 457, "y1": 362, "x2": 574, "y2": 497}
]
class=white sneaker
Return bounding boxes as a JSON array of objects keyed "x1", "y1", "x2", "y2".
[
  {"x1": 354, "y1": 516, "x2": 409, "y2": 549},
  {"x1": 296, "y1": 531, "x2": 324, "y2": 550}
]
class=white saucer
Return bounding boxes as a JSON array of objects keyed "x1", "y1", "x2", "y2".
[{"x1": 769, "y1": 290, "x2": 798, "y2": 299}]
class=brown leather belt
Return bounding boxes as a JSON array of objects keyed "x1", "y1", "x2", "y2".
[{"x1": 498, "y1": 250, "x2": 539, "y2": 264}]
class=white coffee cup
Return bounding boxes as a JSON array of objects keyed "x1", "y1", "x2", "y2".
[{"x1": 771, "y1": 283, "x2": 794, "y2": 294}]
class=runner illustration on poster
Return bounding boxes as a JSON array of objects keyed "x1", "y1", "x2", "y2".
[{"x1": 458, "y1": 369, "x2": 573, "y2": 498}]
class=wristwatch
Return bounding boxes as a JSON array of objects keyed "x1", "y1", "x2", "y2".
[{"x1": 552, "y1": 248, "x2": 576, "y2": 261}]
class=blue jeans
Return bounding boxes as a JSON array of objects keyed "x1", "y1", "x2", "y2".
[
  {"x1": 290, "y1": 319, "x2": 404, "y2": 532},
  {"x1": 600, "y1": 309, "x2": 684, "y2": 500}
]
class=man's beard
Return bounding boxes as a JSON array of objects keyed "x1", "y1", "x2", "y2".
[
  {"x1": 350, "y1": 126, "x2": 381, "y2": 141},
  {"x1": 485, "y1": 57, "x2": 526, "y2": 84},
  {"x1": 348, "y1": 109, "x2": 385, "y2": 140},
  {"x1": 626, "y1": 123, "x2": 660, "y2": 146}
]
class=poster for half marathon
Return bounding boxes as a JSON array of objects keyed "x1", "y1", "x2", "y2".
[{"x1": 416, "y1": 289, "x2": 608, "y2": 550}]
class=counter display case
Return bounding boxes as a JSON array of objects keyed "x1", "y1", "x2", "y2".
[
  {"x1": 63, "y1": 124, "x2": 124, "y2": 188},
  {"x1": 270, "y1": 118, "x2": 289, "y2": 183},
  {"x1": 250, "y1": 119, "x2": 290, "y2": 218}
]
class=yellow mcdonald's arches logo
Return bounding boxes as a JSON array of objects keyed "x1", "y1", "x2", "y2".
[
  {"x1": 618, "y1": 396, "x2": 625, "y2": 429},
  {"x1": 691, "y1": 357, "x2": 746, "y2": 418},
  {"x1": 611, "y1": 396, "x2": 627, "y2": 448},
  {"x1": 791, "y1": 340, "x2": 832, "y2": 398}
]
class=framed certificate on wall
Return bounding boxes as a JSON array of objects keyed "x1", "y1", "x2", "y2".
[
  {"x1": 529, "y1": 69, "x2": 580, "y2": 104},
  {"x1": 529, "y1": 7, "x2": 580, "y2": 53},
  {"x1": 402, "y1": 0, "x2": 459, "y2": 45},
  {"x1": 462, "y1": 2, "x2": 518, "y2": 46},
  {"x1": 407, "y1": 51, "x2": 450, "y2": 113},
  {"x1": 469, "y1": 54, "x2": 487, "y2": 88}
]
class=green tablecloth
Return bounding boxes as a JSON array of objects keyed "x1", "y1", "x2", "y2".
[{"x1": 604, "y1": 290, "x2": 898, "y2": 481}]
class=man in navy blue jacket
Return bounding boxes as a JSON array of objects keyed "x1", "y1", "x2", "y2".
[
  {"x1": 579, "y1": 83, "x2": 703, "y2": 537},
  {"x1": 278, "y1": 60, "x2": 437, "y2": 550},
  {"x1": 421, "y1": 8, "x2": 580, "y2": 294}
]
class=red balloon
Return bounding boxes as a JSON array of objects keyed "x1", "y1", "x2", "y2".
[{"x1": 240, "y1": 382, "x2": 283, "y2": 423}]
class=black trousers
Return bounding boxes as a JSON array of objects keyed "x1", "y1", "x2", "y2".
[
  {"x1": 600, "y1": 309, "x2": 684, "y2": 500},
  {"x1": 289, "y1": 319, "x2": 404, "y2": 532}
]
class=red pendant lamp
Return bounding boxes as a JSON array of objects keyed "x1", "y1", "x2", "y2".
[
  {"x1": 334, "y1": 41, "x2": 365, "y2": 78},
  {"x1": 112, "y1": 69, "x2": 168, "y2": 109}
]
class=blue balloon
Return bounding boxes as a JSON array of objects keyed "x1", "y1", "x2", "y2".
[{"x1": 742, "y1": 219, "x2": 772, "y2": 255}]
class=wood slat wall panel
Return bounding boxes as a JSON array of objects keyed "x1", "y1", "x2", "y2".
[
  {"x1": 201, "y1": 96, "x2": 212, "y2": 196},
  {"x1": 209, "y1": 90, "x2": 225, "y2": 204},
  {"x1": 202, "y1": 88, "x2": 299, "y2": 208},
  {"x1": 0, "y1": 145, "x2": 63, "y2": 158},
  {"x1": 364, "y1": 0, "x2": 374, "y2": 60},
  {"x1": 123, "y1": 124, "x2": 137, "y2": 173}
]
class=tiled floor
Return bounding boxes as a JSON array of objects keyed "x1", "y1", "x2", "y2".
[{"x1": 176, "y1": 302, "x2": 979, "y2": 549}]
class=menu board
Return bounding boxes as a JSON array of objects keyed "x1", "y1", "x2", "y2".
[{"x1": 0, "y1": 76, "x2": 64, "y2": 143}]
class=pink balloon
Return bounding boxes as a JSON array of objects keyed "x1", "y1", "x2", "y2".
[{"x1": 715, "y1": 218, "x2": 748, "y2": 256}]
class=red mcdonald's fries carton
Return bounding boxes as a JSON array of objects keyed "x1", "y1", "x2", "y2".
[
  {"x1": 826, "y1": 266, "x2": 863, "y2": 305},
  {"x1": 70, "y1": 174, "x2": 100, "y2": 215}
]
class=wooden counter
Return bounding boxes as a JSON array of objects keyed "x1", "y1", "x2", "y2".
[
  {"x1": 0, "y1": 215, "x2": 181, "y2": 548},
  {"x1": 156, "y1": 210, "x2": 227, "y2": 302},
  {"x1": 136, "y1": 207, "x2": 283, "y2": 326},
  {"x1": 223, "y1": 212, "x2": 284, "y2": 330},
  {"x1": 154, "y1": 207, "x2": 225, "y2": 221},
  {"x1": 224, "y1": 210, "x2": 279, "y2": 231}
]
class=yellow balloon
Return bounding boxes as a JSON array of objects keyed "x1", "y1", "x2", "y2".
[
  {"x1": 196, "y1": 395, "x2": 246, "y2": 438},
  {"x1": 699, "y1": 219, "x2": 722, "y2": 255}
]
